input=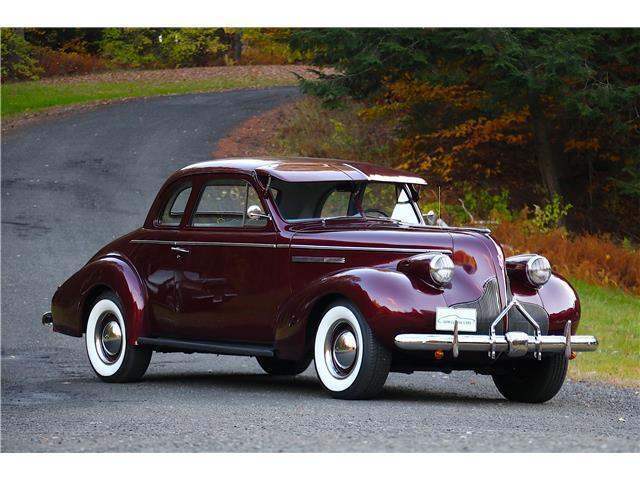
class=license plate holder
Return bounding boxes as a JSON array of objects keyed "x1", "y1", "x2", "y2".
[{"x1": 436, "y1": 307, "x2": 477, "y2": 332}]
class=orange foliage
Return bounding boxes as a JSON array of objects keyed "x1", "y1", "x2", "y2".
[
  {"x1": 36, "y1": 48, "x2": 110, "y2": 77},
  {"x1": 493, "y1": 221, "x2": 640, "y2": 295}
]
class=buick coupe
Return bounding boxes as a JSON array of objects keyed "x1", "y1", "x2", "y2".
[{"x1": 43, "y1": 158, "x2": 598, "y2": 401}]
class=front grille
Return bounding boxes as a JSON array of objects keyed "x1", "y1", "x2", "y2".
[{"x1": 452, "y1": 277, "x2": 549, "y2": 335}]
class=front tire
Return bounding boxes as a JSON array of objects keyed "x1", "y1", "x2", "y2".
[
  {"x1": 85, "y1": 292, "x2": 152, "y2": 383},
  {"x1": 313, "y1": 301, "x2": 391, "y2": 399},
  {"x1": 256, "y1": 356, "x2": 311, "y2": 376},
  {"x1": 492, "y1": 354, "x2": 568, "y2": 403}
]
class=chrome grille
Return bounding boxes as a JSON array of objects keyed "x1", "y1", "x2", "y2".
[{"x1": 452, "y1": 276, "x2": 549, "y2": 335}]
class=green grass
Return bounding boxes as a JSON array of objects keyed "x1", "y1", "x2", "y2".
[
  {"x1": 568, "y1": 279, "x2": 640, "y2": 387},
  {"x1": 1, "y1": 76, "x2": 296, "y2": 117}
]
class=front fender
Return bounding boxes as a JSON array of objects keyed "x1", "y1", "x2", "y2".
[
  {"x1": 274, "y1": 267, "x2": 448, "y2": 359},
  {"x1": 51, "y1": 255, "x2": 149, "y2": 343}
]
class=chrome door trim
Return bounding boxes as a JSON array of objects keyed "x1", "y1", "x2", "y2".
[
  {"x1": 131, "y1": 239, "x2": 452, "y2": 255},
  {"x1": 289, "y1": 244, "x2": 452, "y2": 255},
  {"x1": 130, "y1": 239, "x2": 279, "y2": 248},
  {"x1": 292, "y1": 256, "x2": 346, "y2": 264}
]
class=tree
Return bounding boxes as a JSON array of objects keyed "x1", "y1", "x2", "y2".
[{"x1": 290, "y1": 28, "x2": 640, "y2": 203}]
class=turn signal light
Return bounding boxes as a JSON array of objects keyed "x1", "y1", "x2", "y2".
[
  {"x1": 569, "y1": 352, "x2": 577, "y2": 360},
  {"x1": 434, "y1": 350, "x2": 444, "y2": 360}
]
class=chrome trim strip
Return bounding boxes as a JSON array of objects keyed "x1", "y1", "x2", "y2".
[
  {"x1": 131, "y1": 239, "x2": 452, "y2": 255},
  {"x1": 130, "y1": 239, "x2": 278, "y2": 248},
  {"x1": 292, "y1": 256, "x2": 346, "y2": 264},
  {"x1": 289, "y1": 244, "x2": 452, "y2": 255}
]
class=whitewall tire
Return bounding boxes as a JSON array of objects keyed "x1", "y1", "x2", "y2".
[
  {"x1": 314, "y1": 301, "x2": 391, "y2": 399},
  {"x1": 85, "y1": 292, "x2": 151, "y2": 383}
]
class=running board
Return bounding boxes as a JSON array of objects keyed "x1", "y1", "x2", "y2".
[{"x1": 137, "y1": 337, "x2": 275, "y2": 357}]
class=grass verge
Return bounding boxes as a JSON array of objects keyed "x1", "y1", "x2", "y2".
[
  {"x1": 1, "y1": 76, "x2": 296, "y2": 118},
  {"x1": 569, "y1": 279, "x2": 640, "y2": 388}
]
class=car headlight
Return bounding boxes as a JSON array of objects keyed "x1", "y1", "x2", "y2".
[
  {"x1": 429, "y1": 254, "x2": 454, "y2": 285},
  {"x1": 526, "y1": 255, "x2": 551, "y2": 287}
]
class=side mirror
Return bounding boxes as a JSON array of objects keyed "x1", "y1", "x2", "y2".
[
  {"x1": 247, "y1": 204, "x2": 270, "y2": 221},
  {"x1": 424, "y1": 210, "x2": 436, "y2": 225}
]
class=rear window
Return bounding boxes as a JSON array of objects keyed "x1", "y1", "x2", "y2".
[{"x1": 158, "y1": 183, "x2": 192, "y2": 226}]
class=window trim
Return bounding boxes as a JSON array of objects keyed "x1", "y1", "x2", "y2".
[
  {"x1": 186, "y1": 177, "x2": 272, "y2": 231},
  {"x1": 154, "y1": 181, "x2": 193, "y2": 229}
]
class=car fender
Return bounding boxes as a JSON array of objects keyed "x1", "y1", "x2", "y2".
[
  {"x1": 51, "y1": 255, "x2": 149, "y2": 343},
  {"x1": 274, "y1": 267, "x2": 448, "y2": 359}
]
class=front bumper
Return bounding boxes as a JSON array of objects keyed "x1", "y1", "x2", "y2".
[{"x1": 395, "y1": 298, "x2": 598, "y2": 360}]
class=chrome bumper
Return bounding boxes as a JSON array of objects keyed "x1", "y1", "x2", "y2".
[{"x1": 394, "y1": 298, "x2": 598, "y2": 360}]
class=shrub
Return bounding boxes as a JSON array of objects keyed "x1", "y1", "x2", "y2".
[
  {"x1": 1, "y1": 29, "x2": 43, "y2": 80},
  {"x1": 274, "y1": 97, "x2": 396, "y2": 164},
  {"x1": 35, "y1": 47, "x2": 109, "y2": 77},
  {"x1": 493, "y1": 221, "x2": 640, "y2": 295},
  {"x1": 530, "y1": 194, "x2": 572, "y2": 233}
]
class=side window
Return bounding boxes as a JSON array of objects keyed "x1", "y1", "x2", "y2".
[
  {"x1": 158, "y1": 184, "x2": 192, "y2": 226},
  {"x1": 191, "y1": 179, "x2": 267, "y2": 228}
]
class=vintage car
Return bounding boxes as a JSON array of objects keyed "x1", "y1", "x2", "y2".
[{"x1": 43, "y1": 157, "x2": 598, "y2": 402}]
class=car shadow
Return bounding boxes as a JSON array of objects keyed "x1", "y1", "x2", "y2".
[{"x1": 138, "y1": 370, "x2": 505, "y2": 405}]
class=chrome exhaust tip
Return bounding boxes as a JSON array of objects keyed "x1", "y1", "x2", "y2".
[{"x1": 42, "y1": 311, "x2": 53, "y2": 326}]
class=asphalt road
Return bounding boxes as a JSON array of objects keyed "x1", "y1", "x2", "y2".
[{"x1": 2, "y1": 88, "x2": 638, "y2": 452}]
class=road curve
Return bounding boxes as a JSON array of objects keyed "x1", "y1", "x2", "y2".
[{"x1": 1, "y1": 88, "x2": 638, "y2": 452}]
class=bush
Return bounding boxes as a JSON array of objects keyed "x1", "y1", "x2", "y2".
[
  {"x1": 530, "y1": 194, "x2": 572, "y2": 233},
  {"x1": 493, "y1": 221, "x2": 640, "y2": 295},
  {"x1": 35, "y1": 47, "x2": 109, "y2": 76},
  {"x1": 1, "y1": 29, "x2": 43, "y2": 80},
  {"x1": 274, "y1": 97, "x2": 396, "y2": 164}
]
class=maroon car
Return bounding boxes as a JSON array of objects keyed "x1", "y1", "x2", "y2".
[{"x1": 43, "y1": 157, "x2": 598, "y2": 401}]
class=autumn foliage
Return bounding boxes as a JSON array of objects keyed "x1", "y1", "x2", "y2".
[{"x1": 493, "y1": 221, "x2": 640, "y2": 295}]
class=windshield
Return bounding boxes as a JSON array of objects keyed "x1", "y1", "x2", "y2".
[{"x1": 268, "y1": 179, "x2": 422, "y2": 225}]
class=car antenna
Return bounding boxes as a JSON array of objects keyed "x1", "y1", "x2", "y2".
[{"x1": 438, "y1": 186, "x2": 441, "y2": 228}]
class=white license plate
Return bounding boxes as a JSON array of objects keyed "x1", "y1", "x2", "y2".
[{"x1": 436, "y1": 307, "x2": 477, "y2": 332}]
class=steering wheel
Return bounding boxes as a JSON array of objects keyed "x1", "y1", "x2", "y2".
[{"x1": 364, "y1": 208, "x2": 390, "y2": 218}]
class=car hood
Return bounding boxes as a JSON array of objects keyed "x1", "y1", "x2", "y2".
[{"x1": 289, "y1": 222, "x2": 509, "y2": 307}]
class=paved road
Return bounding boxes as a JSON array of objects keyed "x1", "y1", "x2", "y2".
[{"x1": 2, "y1": 88, "x2": 638, "y2": 452}]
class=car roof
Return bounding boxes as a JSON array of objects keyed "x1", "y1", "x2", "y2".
[{"x1": 177, "y1": 157, "x2": 427, "y2": 185}]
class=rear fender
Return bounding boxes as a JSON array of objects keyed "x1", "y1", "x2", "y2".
[
  {"x1": 51, "y1": 256, "x2": 148, "y2": 344},
  {"x1": 274, "y1": 267, "x2": 448, "y2": 360}
]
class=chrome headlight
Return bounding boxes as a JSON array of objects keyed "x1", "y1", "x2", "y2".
[
  {"x1": 429, "y1": 254, "x2": 454, "y2": 285},
  {"x1": 526, "y1": 255, "x2": 551, "y2": 287}
]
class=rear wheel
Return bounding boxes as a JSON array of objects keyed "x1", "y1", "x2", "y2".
[
  {"x1": 492, "y1": 354, "x2": 568, "y2": 403},
  {"x1": 313, "y1": 300, "x2": 391, "y2": 399},
  {"x1": 85, "y1": 292, "x2": 152, "y2": 383},
  {"x1": 256, "y1": 356, "x2": 311, "y2": 376}
]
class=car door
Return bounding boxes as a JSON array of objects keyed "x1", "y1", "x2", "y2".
[
  {"x1": 132, "y1": 179, "x2": 194, "y2": 337},
  {"x1": 170, "y1": 174, "x2": 289, "y2": 344}
]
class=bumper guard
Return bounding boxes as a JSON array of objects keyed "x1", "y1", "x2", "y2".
[{"x1": 394, "y1": 298, "x2": 598, "y2": 360}]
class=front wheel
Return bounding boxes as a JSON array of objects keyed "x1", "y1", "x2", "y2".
[
  {"x1": 313, "y1": 301, "x2": 391, "y2": 400},
  {"x1": 492, "y1": 354, "x2": 568, "y2": 403},
  {"x1": 85, "y1": 292, "x2": 152, "y2": 383}
]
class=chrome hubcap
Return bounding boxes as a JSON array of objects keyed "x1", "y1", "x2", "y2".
[
  {"x1": 95, "y1": 314, "x2": 122, "y2": 363},
  {"x1": 333, "y1": 331, "x2": 357, "y2": 370},
  {"x1": 324, "y1": 322, "x2": 358, "y2": 379}
]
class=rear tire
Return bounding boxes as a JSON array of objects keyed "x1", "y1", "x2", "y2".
[
  {"x1": 256, "y1": 356, "x2": 311, "y2": 376},
  {"x1": 313, "y1": 300, "x2": 391, "y2": 399},
  {"x1": 492, "y1": 354, "x2": 568, "y2": 403},
  {"x1": 85, "y1": 291, "x2": 152, "y2": 383}
]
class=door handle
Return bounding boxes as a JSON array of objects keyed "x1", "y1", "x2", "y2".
[{"x1": 171, "y1": 246, "x2": 190, "y2": 254}]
